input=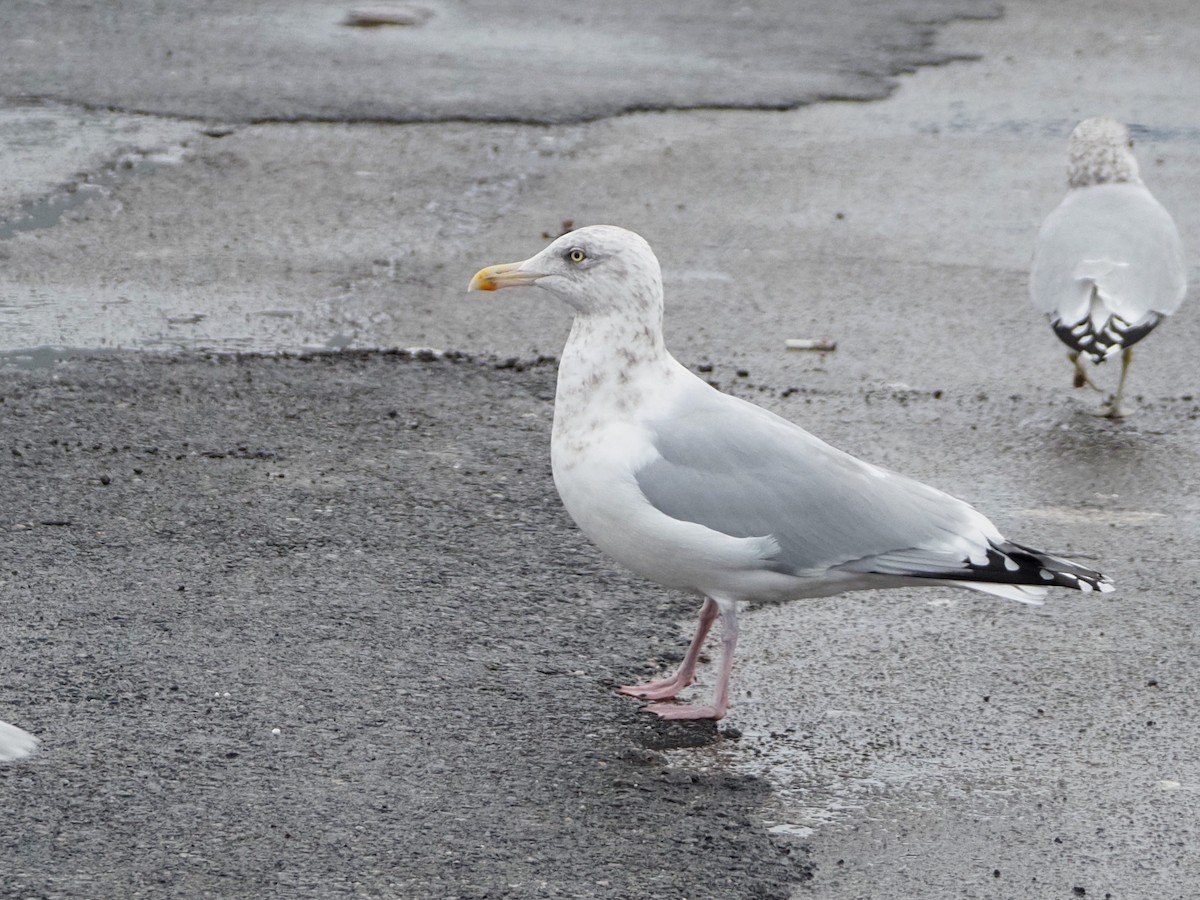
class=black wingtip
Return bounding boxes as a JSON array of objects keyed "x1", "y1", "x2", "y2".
[
  {"x1": 990, "y1": 540, "x2": 1115, "y2": 594},
  {"x1": 880, "y1": 539, "x2": 1115, "y2": 594},
  {"x1": 1052, "y1": 312, "x2": 1159, "y2": 363}
]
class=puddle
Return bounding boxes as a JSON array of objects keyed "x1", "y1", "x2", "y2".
[
  {"x1": 0, "y1": 345, "x2": 117, "y2": 370},
  {"x1": 0, "y1": 144, "x2": 191, "y2": 241},
  {"x1": 661, "y1": 722, "x2": 908, "y2": 840},
  {"x1": 0, "y1": 183, "x2": 105, "y2": 241}
]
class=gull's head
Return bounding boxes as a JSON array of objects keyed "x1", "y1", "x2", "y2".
[
  {"x1": 468, "y1": 225, "x2": 662, "y2": 317},
  {"x1": 1067, "y1": 117, "x2": 1141, "y2": 189}
]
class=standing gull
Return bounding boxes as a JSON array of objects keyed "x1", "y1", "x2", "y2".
[
  {"x1": 470, "y1": 225, "x2": 1114, "y2": 721},
  {"x1": 1031, "y1": 117, "x2": 1187, "y2": 418}
]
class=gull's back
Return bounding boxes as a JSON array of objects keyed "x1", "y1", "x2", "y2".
[
  {"x1": 1031, "y1": 181, "x2": 1186, "y2": 331},
  {"x1": 635, "y1": 382, "x2": 994, "y2": 579}
]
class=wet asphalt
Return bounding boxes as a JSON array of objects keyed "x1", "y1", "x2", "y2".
[
  {"x1": 3, "y1": 0, "x2": 1200, "y2": 898},
  {"x1": 0, "y1": 352, "x2": 806, "y2": 898}
]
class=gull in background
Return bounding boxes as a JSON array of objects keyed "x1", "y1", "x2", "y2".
[{"x1": 1031, "y1": 117, "x2": 1187, "y2": 418}]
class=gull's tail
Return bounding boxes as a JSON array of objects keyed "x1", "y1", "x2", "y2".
[
  {"x1": 946, "y1": 539, "x2": 1115, "y2": 605},
  {"x1": 1052, "y1": 310, "x2": 1159, "y2": 364},
  {"x1": 0, "y1": 720, "x2": 40, "y2": 762}
]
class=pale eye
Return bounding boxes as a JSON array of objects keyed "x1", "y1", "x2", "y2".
[{"x1": 567, "y1": 248, "x2": 587, "y2": 264}]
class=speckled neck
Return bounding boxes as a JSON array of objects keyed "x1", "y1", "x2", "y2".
[
  {"x1": 555, "y1": 307, "x2": 669, "y2": 414},
  {"x1": 551, "y1": 306, "x2": 677, "y2": 461}
]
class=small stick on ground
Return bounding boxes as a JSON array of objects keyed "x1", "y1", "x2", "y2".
[{"x1": 785, "y1": 338, "x2": 837, "y2": 352}]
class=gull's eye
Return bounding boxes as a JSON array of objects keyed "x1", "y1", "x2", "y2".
[{"x1": 566, "y1": 248, "x2": 587, "y2": 264}]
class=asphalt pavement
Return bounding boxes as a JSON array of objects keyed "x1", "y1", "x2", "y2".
[
  {"x1": 2, "y1": 0, "x2": 1199, "y2": 898},
  {"x1": 1, "y1": 351, "x2": 808, "y2": 897}
]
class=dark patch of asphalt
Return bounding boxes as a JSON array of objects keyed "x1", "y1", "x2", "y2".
[
  {"x1": 0, "y1": 351, "x2": 810, "y2": 899},
  {"x1": 0, "y1": 0, "x2": 1000, "y2": 124}
]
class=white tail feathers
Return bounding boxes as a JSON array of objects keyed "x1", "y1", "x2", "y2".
[{"x1": 947, "y1": 580, "x2": 1049, "y2": 605}]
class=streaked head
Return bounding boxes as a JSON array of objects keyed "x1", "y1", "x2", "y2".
[
  {"x1": 468, "y1": 225, "x2": 662, "y2": 317},
  {"x1": 1067, "y1": 117, "x2": 1141, "y2": 189}
]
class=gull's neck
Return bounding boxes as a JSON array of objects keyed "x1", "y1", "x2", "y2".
[{"x1": 552, "y1": 305, "x2": 681, "y2": 452}]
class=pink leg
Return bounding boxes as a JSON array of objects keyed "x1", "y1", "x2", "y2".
[
  {"x1": 644, "y1": 601, "x2": 740, "y2": 721},
  {"x1": 618, "y1": 597, "x2": 719, "y2": 701}
]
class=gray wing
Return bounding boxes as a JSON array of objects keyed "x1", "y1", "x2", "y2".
[
  {"x1": 634, "y1": 388, "x2": 991, "y2": 577},
  {"x1": 1031, "y1": 182, "x2": 1187, "y2": 324}
]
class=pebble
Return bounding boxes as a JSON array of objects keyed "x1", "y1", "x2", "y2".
[{"x1": 343, "y1": 5, "x2": 432, "y2": 27}]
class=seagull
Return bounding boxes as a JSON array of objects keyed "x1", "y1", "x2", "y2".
[
  {"x1": 0, "y1": 719, "x2": 39, "y2": 762},
  {"x1": 470, "y1": 225, "x2": 1114, "y2": 721},
  {"x1": 1030, "y1": 117, "x2": 1187, "y2": 418}
]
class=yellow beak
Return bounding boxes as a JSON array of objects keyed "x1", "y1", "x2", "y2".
[{"x1": 467, "y1": 261, "x2": 541, "y2": 292}]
